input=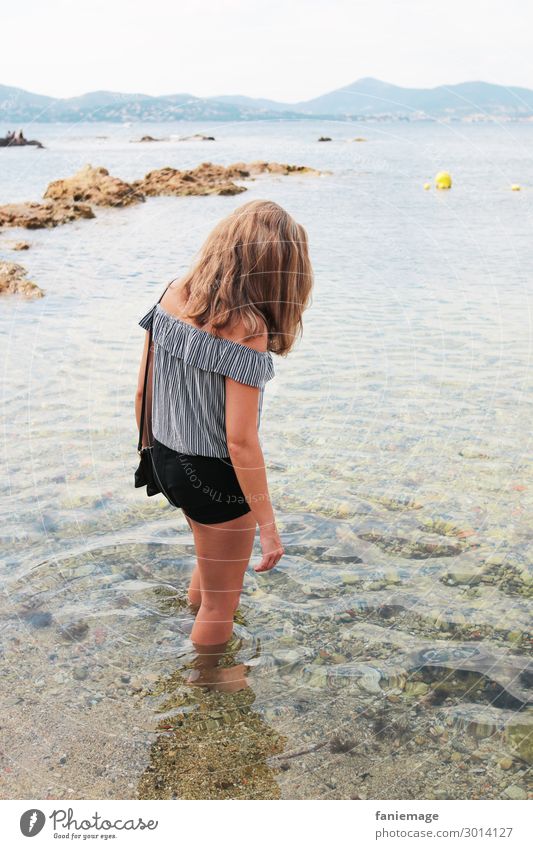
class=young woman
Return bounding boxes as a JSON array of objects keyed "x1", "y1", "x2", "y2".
[{"x1": 135, "y1": 199, "x2": 313, "y2": 649}]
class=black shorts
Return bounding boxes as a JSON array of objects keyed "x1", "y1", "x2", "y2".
[{"x1": 152, "y1": 437, "x2": 252, "y2": 524}]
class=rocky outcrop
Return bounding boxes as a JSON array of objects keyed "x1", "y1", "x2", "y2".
[
  {"x1": 132, "y1": 164, "x2": 246, "y2": 197},
  {"x1": 0, "y1": 131, "x2": 44, "y2": 148},
  {"x1": 0, "y1": 201, "x2": 95, "y2": 229},
  {"x1": 0, "y1": 161, "x2": 321, "y2": 235},
  {"x1": 0, "y1": 159, "x2": 323, "y2": 297},
  {"x1": 44, "y1": 164, "x2": 145, "y2": 207},
  {"x1": 226, "y1": 160, "x2": 321, "y2": 180},
  {"x1": 178, "y1": 133, "x2": 216, "y2": 141},
  {"x1": 0, "y1": 261, "x2": 43, "y2": 298},
  {"x1": 132, "y1": 160, "x2": 322, "y2": 197}
]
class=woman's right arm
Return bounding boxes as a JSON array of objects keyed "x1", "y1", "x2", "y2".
[
  {"x1": 135, "y1": 330, "x2": 150, "y2": 429},
  {"x1": 225, "y1": 376, "x2": 284, "y2": 572}
]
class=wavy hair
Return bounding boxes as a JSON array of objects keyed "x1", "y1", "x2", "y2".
[{"x1": 179, "y1": 199, "x2": 313, "y2": 355}]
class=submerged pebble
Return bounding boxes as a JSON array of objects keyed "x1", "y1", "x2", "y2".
[
  {"x1": 25, "y1": 611, "x2": 53, "y2": 628},
  {"x1": 503, "y1": 784, "x2": 527, "y2": 800}
]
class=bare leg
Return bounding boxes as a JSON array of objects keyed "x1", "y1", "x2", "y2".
[
  {"x1": 187, "y1": 511, "x2": 257, "y2": 646},
  {"x1": 187, "y1": 564, "x2": 202, "y2": 609},
  {"x1": 183, "y1": 512, "x2": 202, "y2": 609}
]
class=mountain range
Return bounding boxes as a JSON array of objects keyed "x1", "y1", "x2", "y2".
[{"x1": 2, "y1": 78, "x2": 533, "y2": 123}]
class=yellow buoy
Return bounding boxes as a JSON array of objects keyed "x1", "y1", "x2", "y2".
[
  {"x1": 423, "y1": 182, "x2": 431, "y2": 190},
  {"x1": 511, "y1": 184, "x2": 521, "y2": 191},
  {"x1": 435, "y1": 171, "x2": 452, "y2": 189}
]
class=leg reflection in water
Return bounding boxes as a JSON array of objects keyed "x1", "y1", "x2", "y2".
[{"x1": 137, "y1": 642, "x2": 287, "y2": 799}]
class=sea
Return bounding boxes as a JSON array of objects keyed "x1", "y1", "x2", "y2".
[{"x1": 0, "y1": 119, "x2": 531, "y2": 800}]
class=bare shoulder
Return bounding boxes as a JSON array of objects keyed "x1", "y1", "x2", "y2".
[
  {"x1": 160, "y1": 278, "x2": 188, "y2": 315},
  {"x1": 222, "y1": 314, "x2": 268, "y2": 352}
]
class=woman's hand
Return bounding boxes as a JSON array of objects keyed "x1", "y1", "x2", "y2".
[{"x1": 255, "y1": 523, "x2": 284, "y2": 572}]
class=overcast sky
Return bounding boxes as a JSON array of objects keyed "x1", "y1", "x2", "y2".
[{"x1": 3, "y1": 0, "x2": 532, "y2": 100}]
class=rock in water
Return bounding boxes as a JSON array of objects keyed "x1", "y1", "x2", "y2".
[
  {"x1": 132, "y1": 160, "x2": 322, "y2": 197},
  {"x1": 0, "y1": 200, "x2": 94, "y2": 229},
  {"x1": 24, "y1": 610, "x2": 53, "y2": 628},
  {"x1": 241, "y1": 161, "x2": 321, "y2": 176},
  {"x1": 132, "y1": 165, "x2": 246, "y2": 197},
  {"x1": 505, "y1": 720, "x2": 533, "y2": 764},
  {"x1": 178, "y1": 133, "x2": 216, "y2": 141},
  {"x1": 44, "y1": 164, "x2": 145, "y2": 207},
  {"x1": 0, "y1": 261, "x2": 43, "y2": 298},
  {"x1": 503, "y1": 784, "x2": 527, "y2": 800},
  {"x1": 0, "y1": 131, "x2": 44, "y2": 148}
]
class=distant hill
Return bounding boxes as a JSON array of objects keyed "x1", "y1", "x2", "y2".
[
  {"x1": 1, "y1": 78, "x2": 533, "y2": 123},
  {"x1": 0, "y1": 85, "x2": 245, "y2": 122},
  {"x1": 292, "y1": 77, "x2": 533, "y2": 117}
]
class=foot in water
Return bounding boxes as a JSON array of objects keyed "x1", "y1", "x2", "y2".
[{"x1": 186, "y1": 662, "x2": 250, "y2": 692}]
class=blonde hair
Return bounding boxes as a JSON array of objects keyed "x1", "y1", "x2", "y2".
[{"x1": 179, "y1": 199, "x2": 313, "y2": 355}]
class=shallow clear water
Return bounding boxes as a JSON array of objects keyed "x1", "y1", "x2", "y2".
[{"x1": 0, "y1": 119, "x2": 531, "y2": 800}]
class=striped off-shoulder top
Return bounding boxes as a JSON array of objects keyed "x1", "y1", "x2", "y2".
[{"x1": 138, "y1": 302, "x2": 275, "y2": 457}]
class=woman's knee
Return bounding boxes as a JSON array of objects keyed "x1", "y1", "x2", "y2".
[{"x1": 200, "y1": 590, "x2": 240, "y2": 615}]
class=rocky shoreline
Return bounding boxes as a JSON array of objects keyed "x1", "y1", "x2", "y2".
[
  {"x1": 1, "y1": 160, "x2": 321, "y2": 227},
  {"x1": 0, "y1": 160, "x2": 322, "y2": 297}
]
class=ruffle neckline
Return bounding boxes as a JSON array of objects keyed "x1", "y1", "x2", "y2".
[{"x1": 139, "y1": 303, "x2": 275, "y2": 388}]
